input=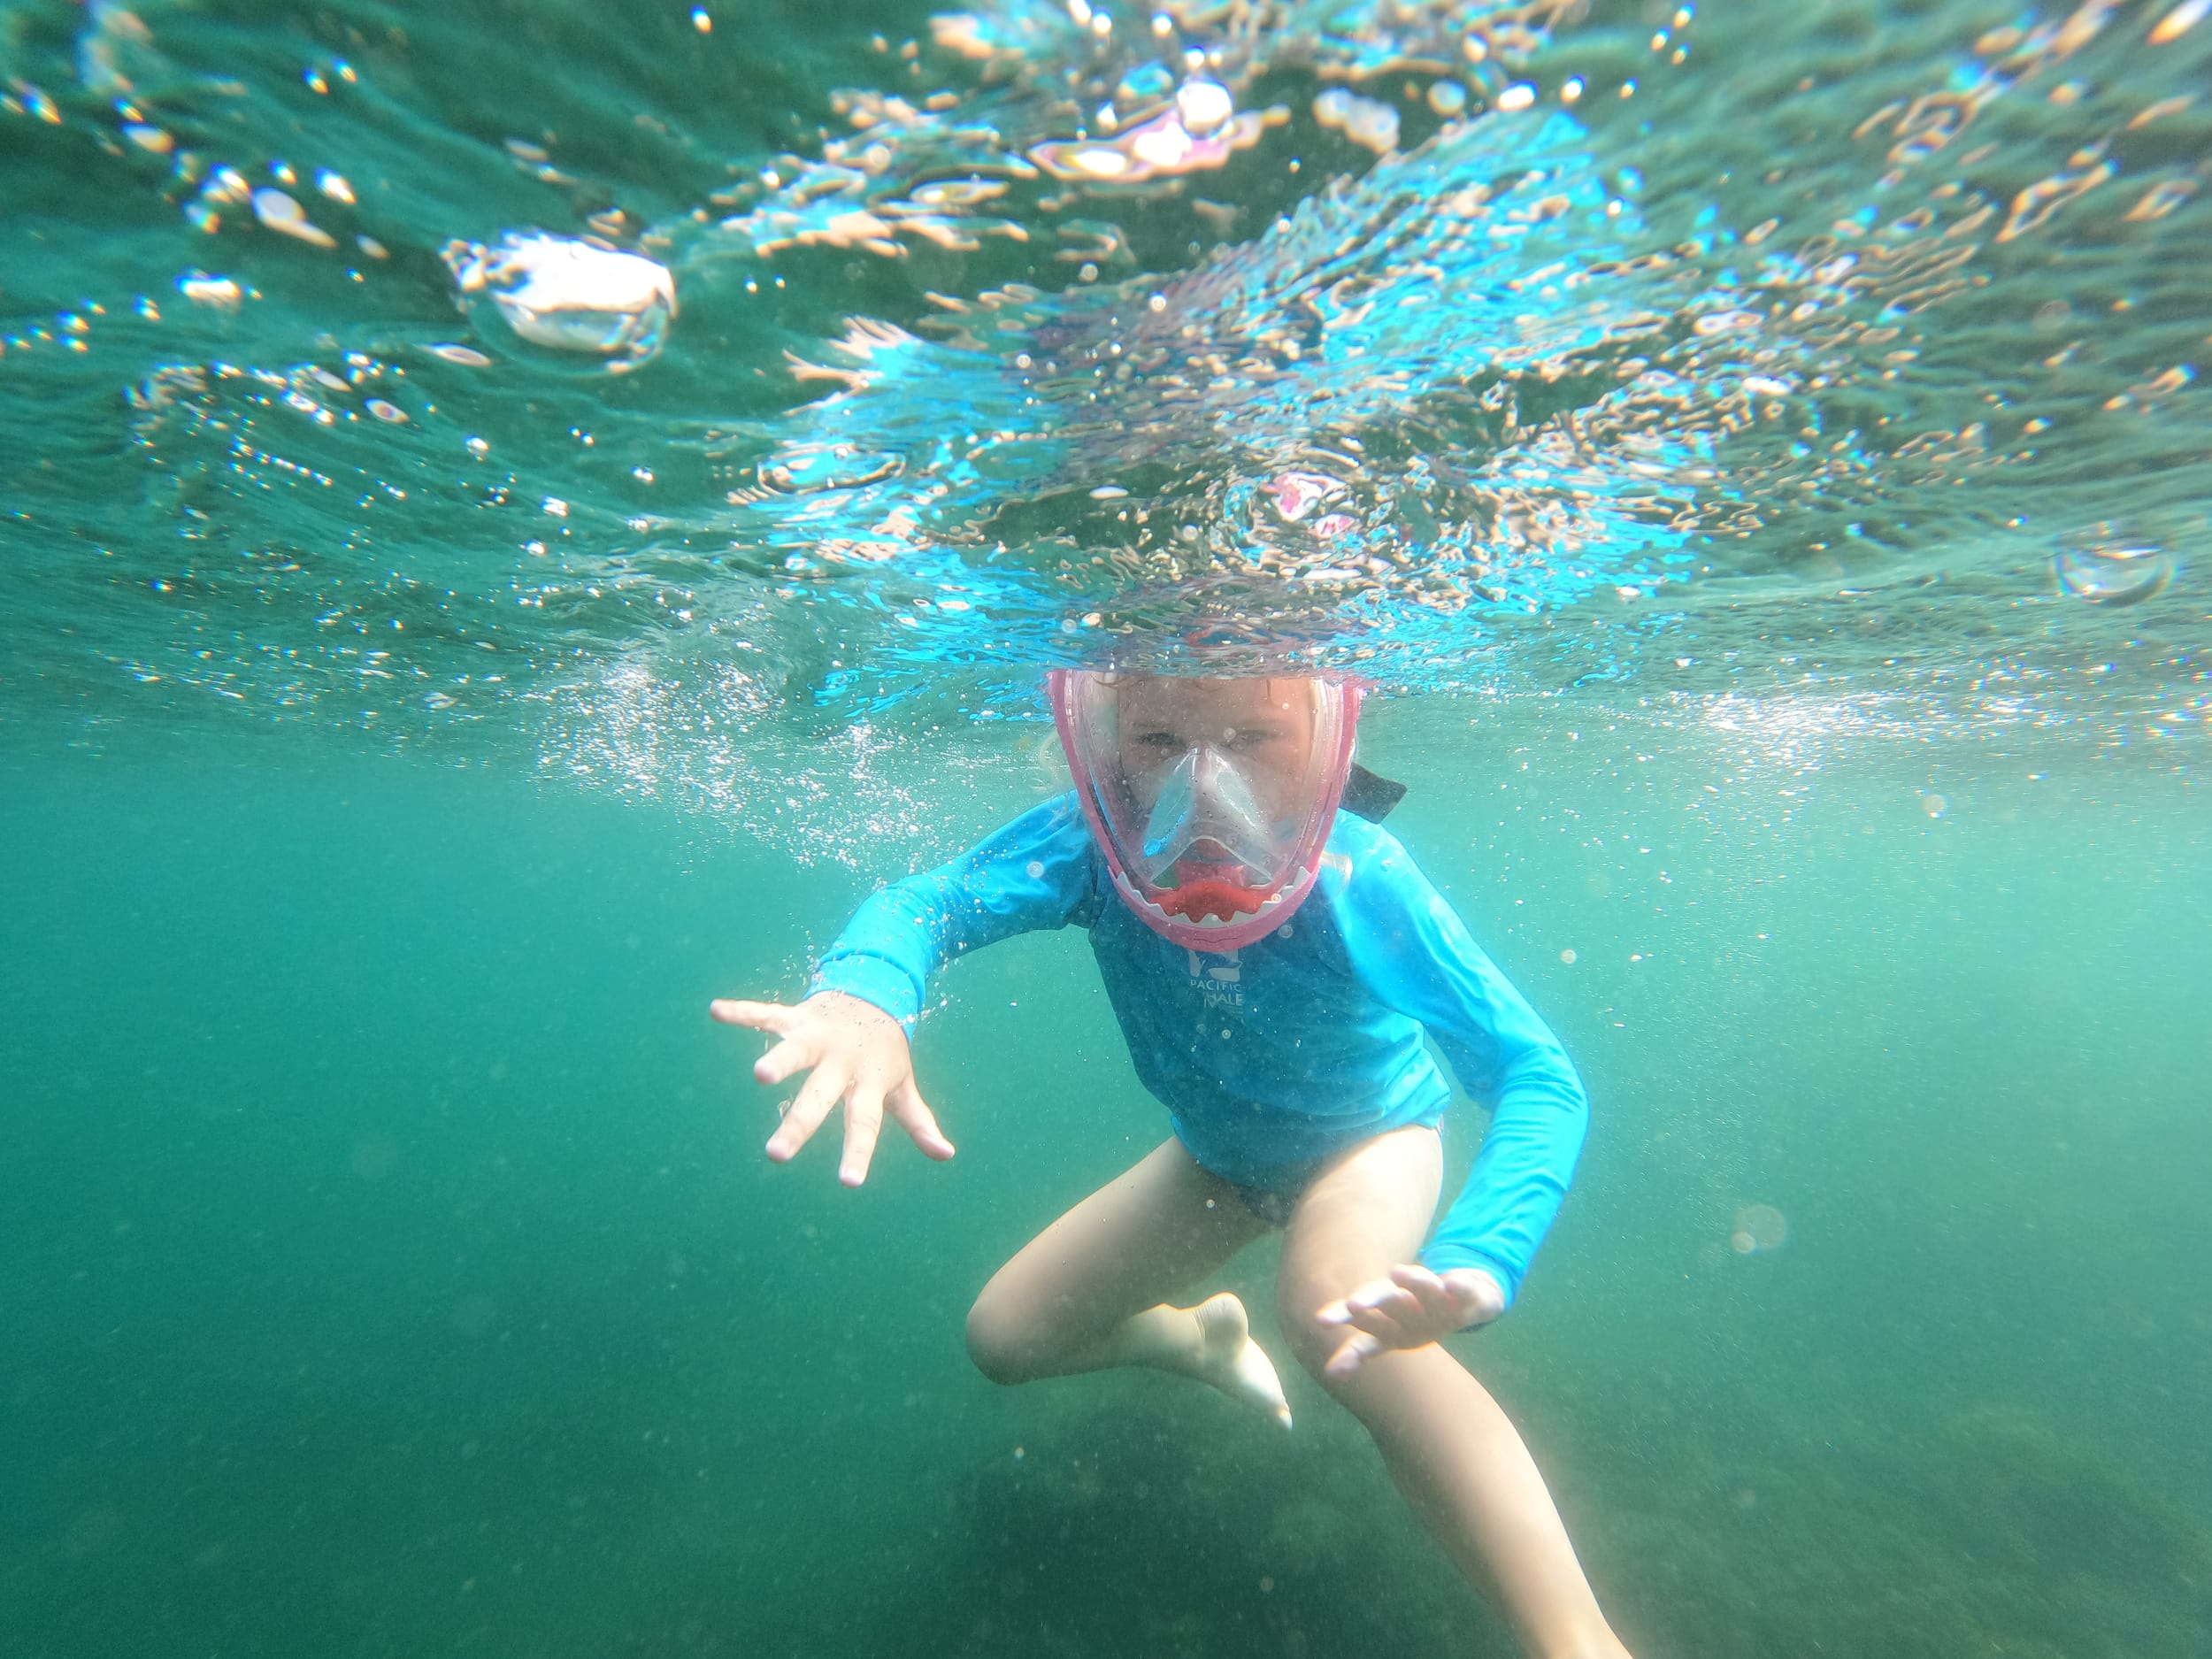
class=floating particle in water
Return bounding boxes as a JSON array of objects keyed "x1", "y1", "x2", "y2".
[
  {"x1": 1921, "y1": 792, "x2": 1947, "y2": 818},
  {"x1": 1559, "y1": 948, "x2": 1578, "y2": 964},
  {"x1": 445, "y1": 234, "x2": 676, "y2": 361},
  {"x1": 426, "y1": 342, "x2": 491, "y2": 366},
  {"x1": 2053, "y1": 543, "x2": 2174, "y2": 606},
  {"x1": 251, "y1": 188, "x2": 338, "y2": 249},
  {"x1": 691, "y1": 6, "x2": 711, "y2": 32},
  {"x1": 122, "y1": 122, "x2": 172, "y2": 154},
  {"x1": 542, "y1": 497, "x2": 569, "y2": 517},
  {"x1": 1731, "y1": 1203, "x2": 1786, "y2": 1253},
  {"x1": 1496, "y1": 83, "x2": 1536, "y2": 112},
  {"x1": 177, "y1": 273, "x2": 242, "y2": 310},
  {"x1": 1427, "y1": 81, "x2": 1468, "y2": 118},
  {"x1": 365, "y1": 400, "x2": 405, "y2": 423},
  {"x1": 316, "y1": 169, "x2": 355, "y2": 205}
]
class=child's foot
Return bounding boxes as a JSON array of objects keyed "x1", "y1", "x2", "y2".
[{"x1": 1190, "y1": 1292, "x2": 1294, "y2": 1430}]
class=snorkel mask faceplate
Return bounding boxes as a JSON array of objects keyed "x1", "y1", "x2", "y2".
[{"x1": 1049, "y1": 670, "x2": 1361, "y2": 951}]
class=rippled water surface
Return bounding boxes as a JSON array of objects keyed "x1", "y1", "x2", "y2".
[
  {"x1": 5, "y1": 0, "x2": 2208, "y2": 780},
  {"x1": 4, "y1": 1, "x2": 2209, "y2": 1655}
]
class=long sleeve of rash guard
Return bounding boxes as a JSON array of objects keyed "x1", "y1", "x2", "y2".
[
  {"x1": 1332, "y1": 835, "x2": 1590, "y2": 1305},
  {"x1": 809, "y1": 797, "x2": 1099, "y2": 1029}
]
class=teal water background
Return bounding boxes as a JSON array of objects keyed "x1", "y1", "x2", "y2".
[
  {"x1": 5, "y1": 705, "x2": 2208, "y2": 1656},
  {"x1": 4, "y1": 0, "x2": 2212, "y2": 1650}
]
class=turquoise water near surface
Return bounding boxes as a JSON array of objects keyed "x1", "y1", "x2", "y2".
[
  {"x1": 4, "y1": 0, "x2": 2211, "y2": 1651},
  {"x1": 5, "y1": 706, "x2": 2208, "y2": 1656}
]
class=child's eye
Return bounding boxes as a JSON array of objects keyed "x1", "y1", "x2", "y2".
[{"x1": 1134, "y1": 730, "x2": 1182, "y2": 750}]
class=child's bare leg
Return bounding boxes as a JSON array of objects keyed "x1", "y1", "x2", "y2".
[
  {"x1": 1277, "y1": 1126, "x2": 1632, "y2": 1659},
  {"x1": 966, "y1": 1139, "x2": 1292, "y2": 1424}
]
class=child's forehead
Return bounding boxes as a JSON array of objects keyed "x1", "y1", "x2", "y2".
[{"x1": 1118, "y1": 676, "x2": 1310, "y2": 724}]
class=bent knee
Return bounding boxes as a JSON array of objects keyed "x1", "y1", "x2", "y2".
[
  {"x1": 964, "y1": 1294, "x2": 1035, "y2": 1387},
  {"x1": 1275, "y1": 1291, "x2": 1356, "y2": 1394}
]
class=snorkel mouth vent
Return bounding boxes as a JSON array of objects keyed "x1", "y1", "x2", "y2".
[
  {"x1": 1158, "y1": 865, "x2": 1274, "y2": 923},
  {"x1": 1111, "y1": 860, "x2": 1318, "y2": 947}
]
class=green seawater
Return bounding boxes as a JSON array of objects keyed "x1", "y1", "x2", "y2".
[
  {"x1": 6, "y1": 712, "x2": 2208, "y2": 1657},
  {"x1": 4, "y1": 0, "x2": 2211, "y2": 1652}
]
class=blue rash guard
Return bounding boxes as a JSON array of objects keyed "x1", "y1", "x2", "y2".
[{"x1": 810, "y1": 794, "x2": 1587, "y2": 1307}]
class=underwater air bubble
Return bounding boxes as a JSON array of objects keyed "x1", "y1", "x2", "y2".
[
  {"x1": 177, "y1": 273, "x2": 242, "y2": 310},
  {"x1": 1176, "y1": 79, "x2": 1233, "y2": 135},
  {"x1": 1921, "y1": 793, "x2": 1947, "y2": 818},
  {"x1": 1313, "y1": 88, "x2": 1399, "y2": 154},
  {"x1": 2053, "y1": 543, "x2": 2175, "y2": 607},
  {"x1": 1731, "y1": 1203, "x2": 1787, "y2": 1253},
  {"x1": 445, "y1": 234, "x2": 677, "y2": 362},
  {"x1": 251, "y1": 188, "x2": 338, "y2": 249}
]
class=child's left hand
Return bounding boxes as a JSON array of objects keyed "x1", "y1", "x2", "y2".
[{"x1": 1314, "y1": 1264, "x2": 1505, "y2": 1379}]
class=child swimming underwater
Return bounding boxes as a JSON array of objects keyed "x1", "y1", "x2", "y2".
[{"x1": 712, "y1": 672, "x2": 1633, "y2": 1659}]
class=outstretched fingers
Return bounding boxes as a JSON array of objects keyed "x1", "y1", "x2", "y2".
[
  {"x1": 1313, "y1": 1268, "x2": 1471, "y2": 1379},
  {"x1": 1324, "y1": 1326, "x2": 1387, "y2": 1381},
  {"x1": 838, "y1": 1073, "x2": 887, "y2": 1188},
  {"x1": 887, "y1": 1075, "x2": 956, "y2": 1162},
  {"x1": 840, "y1": 1072, "x2": 956, "y2": 1186},
  {"x1": 765, "y1": 1058, "x2": 851, "y2": 1164},
  {"x1": 751, "y1": 1034, "x2": 819, "y2": 1087},
  {"x1": 707, "y1": 1000, "x2": 819, "y2": 1085},
  {"x1": 709, "y1": 998, "x2": 794, "y2": 1033},
  {"x1": 715, "y1": 991, "x2": 947, "y2": 1183}
]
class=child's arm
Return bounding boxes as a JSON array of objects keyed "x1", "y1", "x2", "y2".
[
  {"x1": 711, "y1": 795, "x2": 1098, "y2": 1184},
  {"x1": 1317, "y1": 833, "x2": 1590, "y2": 1372},
  {"x1": 805, "y1": 795, "x2": 1099, "y2": 1027}
]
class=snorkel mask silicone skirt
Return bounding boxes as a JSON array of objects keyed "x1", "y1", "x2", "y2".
[{"x1": 1048, "y1": 670, "x2": 1362, "y2": 951}]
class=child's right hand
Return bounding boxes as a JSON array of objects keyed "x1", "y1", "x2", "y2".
[{"x1": 708, "y1": 991, "x2": 955, "y2": 1187}]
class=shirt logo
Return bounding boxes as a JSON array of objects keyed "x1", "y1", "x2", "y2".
[{"x1": 1187, "y1": 946, "x2": 1243, "y2": 1009}]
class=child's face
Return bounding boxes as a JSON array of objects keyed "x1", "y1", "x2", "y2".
[{"x1": 1113, "y1": 676, "x2": 1320, "y2": 821}]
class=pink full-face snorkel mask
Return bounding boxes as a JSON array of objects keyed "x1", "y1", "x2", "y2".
[{"x1": 1048, "y1": 670, "x2": 1363, "y2": 952}]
